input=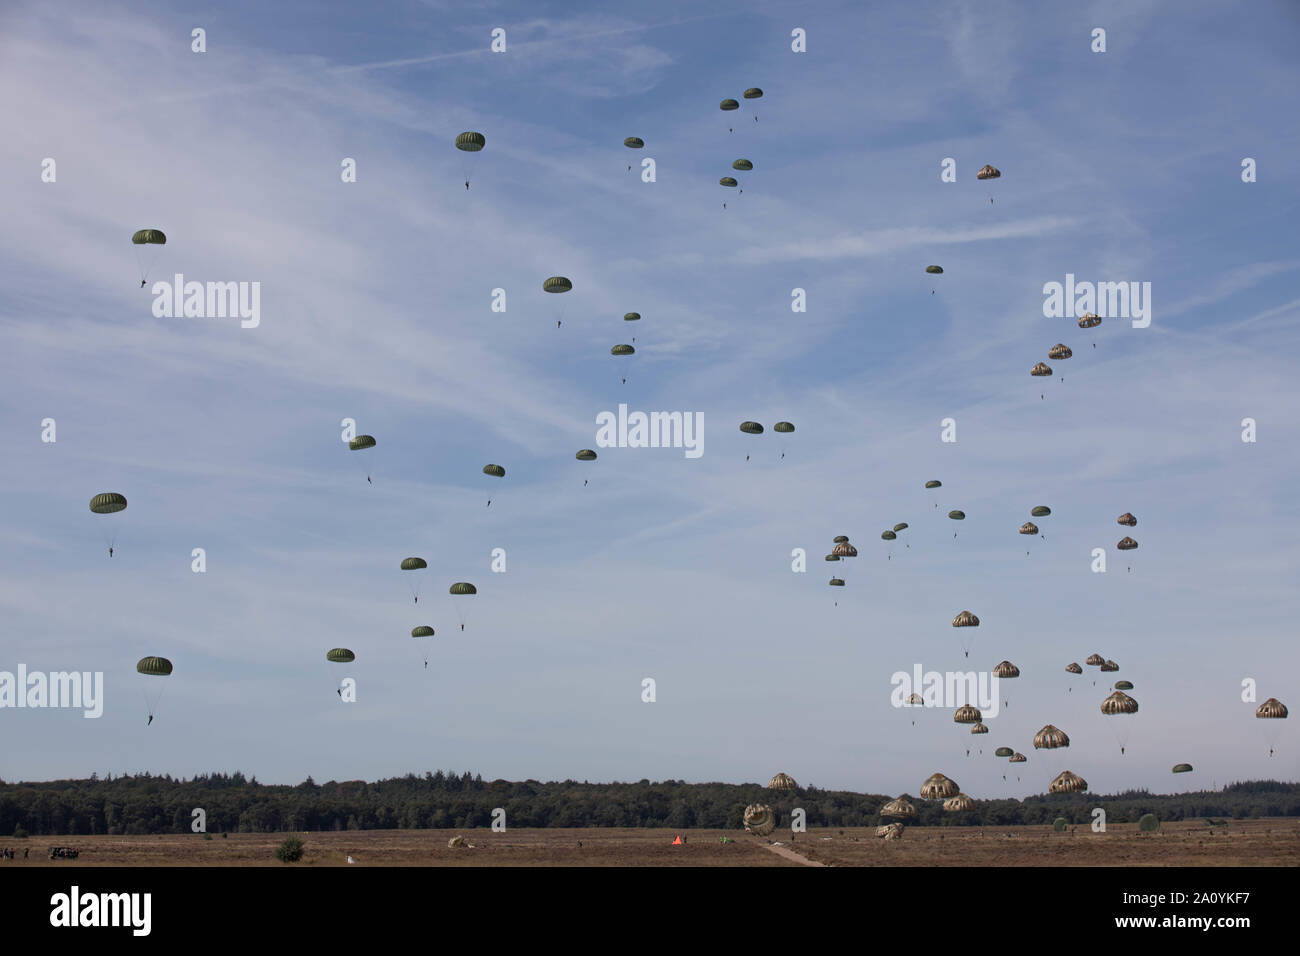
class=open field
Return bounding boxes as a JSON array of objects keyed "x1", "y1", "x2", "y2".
[{"x1": 4, "y1": 818, "x2": 1298, "y2": 866}]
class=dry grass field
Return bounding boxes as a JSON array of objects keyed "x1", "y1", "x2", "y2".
[{"x1": 5, "y1": 818, "x2": 1296, "y2": 866}]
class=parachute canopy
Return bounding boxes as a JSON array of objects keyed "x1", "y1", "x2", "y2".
[
  {"x1": 720, "y1": 99, "x2": 740, "y2": 111},
  {"x1": 993, "y1": 661, "x2": 1020, "y2": 678},
  {"x1": 136, "y1": 656, "x2": 172, "y2": 676},
  {"x1": 893, "y1": 523, "x2": 908, "y2": 532},
  {"x1": 1066, "y1": 662, "x2": 1082, "y2": 674},
  {"x1": 1078, "y1": 312, "x2": 1101, "y2": 329},
  {"x1": 1086, "y1": 654, "x2": 1105, "y2": 667},
  {"x1": 576, "y1": 449, "x2": 597, "y2": 461},
  {"x1": 767, "y1": 773, "x2": 797, "y2": 791},
  {"x1": 881, "y1": 530, "x2": 896, "y2": 541},
  {"x1": 773, "y1": 421, "x2": 795, "y2": 433},
  {"x1": 1101, "y1": 691, "x2": 1139, "y2": 715},
  {"x1": 1172, "y1": 764, "x2": 1193, "y2": 774},
  {"x1": 449, "y1": 582, "x2": 477, "y2": 596},
  {"x1": 411, "y1": 626, "x2": 435, "y2": 638},
  {"x1": 1031, "y1": 362, "x2": 1052, "y2": 377},
  {"x1": 1031, "y1": 506, "x2": 1051, "y2": 517},
  {"x1": 326, "y1": 648, "x2": 355, "y2": 663},
  {"x1": 1009, "y1": 752, "x2": 1027, "y2": 763},
  {"x1": 828, "y1": 578, "x2": 845, "y2": 587},
  {"x1": 400, "y1": 557, "x2": 427, "y2": 571},
  {"x1": 455, "y1": 132, "x2": 486, "y2": 152},
  {"x1": 349, "y1": 435, "x2": 376, "y2": 451},
  {"x1": 948, "y1": 510, "x2": 966, "y2": 520},
  {"x1": 1118, "y1": 513, "x2": 1137, "y2": 527},
  {"x1": 719, "y1": 177, "x2": 738, "y2": 187},
  {"x1": 743, "y1": 88, "x2": 763, "y2": 99},
  {"x1": 976, "y1": 165, "x2": 1001, "y2": 180},
  {"x1": 743, "y1": 803, "x2": 776, "y2": 835},
  {"x1": 1048, "y1": 344, "x2": 1072, "y2": 360},
  {"x1": 732, "y1": 159, "x2": 753, "y2": 171},
  {"x1": 995, "y1": 747, "x2": 1015, "y2": 758},
  {"x1": 1113, "y1": 680, "x2": 1133, "y2": 690},
  {"x1": 952, "y1": 610, "x2": 979, "y2": 627},
  {"x1": 1100, "y1": 660, "x2": 1119, "y2": 672},
  {"x1": 1050, "y1": 770, "x2": 1087, "y2": 794},
  {"x1": 623, "y1": 312, "x2": 641, "y2": 321},
  {"x1": 131, "y1": 229, "x2": 166, "y2": 245},
  {"x1": 543, "y1": 277, "x2": 572, "y2": 294},
  {"x1": 90, "y1": 493, "x2": 127, "y2": 514},
  {"x1": 944, "y1": 793, "x2": 974, "y2": 812},
  {"x1": 1020, "y1": 522, "x2": 1039, "y2": 535},
  {"x1": 1117, "y1": 537, "x2": 1138, "y2": 551},
  {"x1": 970, "y1": 722, "x2": 988, "y2": 734},
  {"x1": 1256, "y1": 698, "x2": 1288, "y2": 719},
  {"x1": 623, "y1": 137, "x2": 644, "y2": 149},
  {"x1": 881, "y1": 796, "x2": 917, "y2": 819},
  {"x1": 739, "y1": 421, "x2": 764, "y2": 434},
  {"x1": 611, "y1": 344, "x2": 635, "y2": 356},
  {"x1": 954, "y1": 705, "x2": 982, "y2": 724},
  {"x1": 925, "y1": 265, "x2": 944, "y2": 274},
  {"x1": 483, "y1": 464, "x2": 506, "y2": 478},
  {"x1": 925, "y1": 480, "x2": 942, "y2": 489},
  {"x1": 1034, "y1": 725, "x2": 1069, "y2": 750},
  {"x1": 920, "y1": 773, "x2": 959, "y2": 800}
]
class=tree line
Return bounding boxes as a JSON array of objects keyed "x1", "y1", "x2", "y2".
[{"x1": 0, "y1": 772, "x2": 1295, "y2": 836}]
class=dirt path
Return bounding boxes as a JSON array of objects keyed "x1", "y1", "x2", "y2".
[{"x1": 764, "y1": 842, "x2": 827, "y2": 866}]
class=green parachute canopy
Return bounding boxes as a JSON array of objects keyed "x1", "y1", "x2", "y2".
[
  {"x1": 624, "y1": 312, "x2": 640, "y2": 321},
  {"x1": 576, "y1": 449, "x2": 597, "y2": 461},
  {"x1": 326, "y1": 648, "x2": 355, "y2": 663},
  {"x1": 1031, "y1": 506, "x2": 1052, "y2": 517},
  {"x1": 893, "y1": 523, "x2": 908, "y2": 532},
  {"x1": 349, "y1": 435, "x2": 376, "y2": 451},
  {"x1": 948, "y1": 510, "x2": 966, "y2": 520},
  {"x1": 743, "y1": 88, "x2": 763, "y2": 99},
  {"x1": 881, "y1": 531, "x2": 897, "y2": 541},
  {"x1": 400, "y1": 557, "x2": 427, "y2": 571},
  {"x1": 719, "y1": 177, "x2": 738, "y2": 187},
  {"x1": 543, "y1": 277, "x2": 572, "y2": 294},
  {"x1": 136, "y1": 656, "x2": 172, "y2": 676},
  {"x1": 773, "y1": 421, "x2": 795, "y2": 433},
  {"x1": 449, "y1": 582, "x2": 477, "y2": 596},
  {"x1": 925, "y1": 265, "x2": 944, "y2": 274},
  {"x1": 131, "y1": 229, "x2": 166, "y2": 245},
  {"x1": 995, "y1": 747, "x2": 1014, "y2": 758},
  {"x1": 739, "y1": 421, "x2": 764, "y2": 434},
  {"x1": 720, "y1": 99, "x2": 740, "y2": 111},
  {"x1": 926, "y1": 480, "x2": 942, "y2": 489},
  {"x1": 411, "y1": 626, "x2": 435, "y2": 638},
  {"x1": 825, "y1": 554, "x2": 840, "y2": 562},
  {"x1": 732, "y1": 159, "x2": 753, "y2": 171},
  {"x1": 90, "y1": 493, "x2": 128, "y2": 514},
  {"x1": 1114, "y1": 680, "x2": 1134, "y2": 690},
  {"x1": 829, "y1": 578, "x2": 844, "y2": 587},
  {"x1": 455, "y1": 131, "x2": 486, "y2": 152},
  {"x1": 1172, "y1": 764, "x2": 1193, "y2": 774},
  {"x1": 483, "y1": 464, "x2": 506, "y2": 478},
  {"x1": 611, "y1": 344, "x2": 635, "y2": 356},
  {"x1": 623, "y1": 137, "x2": 644, "y2": 148}
]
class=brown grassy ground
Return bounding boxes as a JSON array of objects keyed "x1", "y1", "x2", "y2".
[{"x1": 5, "y1": 818, "x2": 1296, "y2": 866}]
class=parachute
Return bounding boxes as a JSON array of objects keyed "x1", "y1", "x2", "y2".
[
  {"x1": 893, "y1": 522, "x2": 908, "y2": 532},
  {"x1": 828, "y1": 578, "x2": 845, "y2": 587},
  {"x1": 1117, "y1": 513, "x2": 1137, "y2": 527},
  {"x1": 719, "y1": 177, "x2": 738, "y2": 187},
  {"x1": 576, "y1": 449, "x2": 597, "y2": 461},
  {"x1": 1172, "y1": 764, "x2": 1193, "y2": 774},
  {"x1": 455, "y1": 132, "x2": 485, "y2": 152},
  {"x1": 349, "y1": 435, "x2": 376, "y2": 451},
  {"x1": 833, "y1": 535, "x2": 849, "y2": 543},
  {"x1": 720, "y1": 99, "x2": 740, "y2": 111},
  {"x1": 743, "y1": 88, "x2": 763, "y2": 99},
  {"x1": 483, "y1": 464, "x2": 506, "y2": 478},
  {"x1": 925, "y1": 265, "x2": 944, "y2": 274},
  {"x1": 944, "y1": 793, "x2": 974, "y2": 813},
  {"x1": 743, "y1": 804, "x2": 776, "y2": 835},
  {"x1": 880, "y1": 796, "x2": 917, "y2": 819},
  {"x1": 1049, "y1": 770, "x2": 1087, "y2": 794},
  {"x1": 623, "y1": 137, "x2": 644, "y2": 149},
  {"x1": 1100, "y1": 660, "x2": 1119, "y2": 672},
  {"x1": 739, "y1": 421, "x2": 764, "y2": 434},
  {"x1": 994, "y1": 747, "x2": 1015, "y2": 758},
  {"x1": 732, "y1": 159, "x2": 753, "y2": 171},
  {"x1": 1085, "y1": 654, "x2": 1105, "y2": 667},
  {"x1": 1009, "y1": 753, "x2": 1027, "y2": 763},
  {"x1": 131, "y1": 229, "x2": 167, "y2": 284},
  {"x1": 970, "y1": 722, "x2": 988, "y2": 734},
  {"x1": 954, "y1": 705, "x2": 982, "y2": 724},
  {"x1": 824, "y1": 554, "x2": 840, "y2": 562},
  {"x1": 925, "y1": 480, "x2": 942, "y2": 489},
  {"x1": 400, "y1": 557, "x2": 428, "y2": 571},
  {"x1": 137, "y1": 656, "x2": 172, "y2": 676},
  {"x1": 948, "y1": 510, "x2": 965, "y2": 520},
  {"x1": 610, "y1": 344, "x2": 634, "y2": 356},
  {"x1": 773, "y1": 421, "x2": 795, "y2": 433},
  {"x1": 136, "y1": 656, "x2": 172, "y2": 723},
  {"x1": 1033, "y1": 725, "x2": 1070, "y2": 749},
  {"x1": 1066, "y1": 662, "x2": 1082, "y2": 674},
  {"x1": 1031, "y1": 362, "x2": 1052, "y2": 377},
  {"x1": 449, "y1": 582, "x2": 477, "y2": 595},
  {"x1": 1048, "y1": 344, "x2": 1072, "y2": 361},
  {"x1": 326, "y1": 648, "x2": 355, "y2": 663},
  {"x1": 1078, "y1": 312, "x2": 1101, "y2": 329},
  {"x1": 881, "y1": 530, "x2": 896, "y2": 541},
  {"x1": 623, "y1": 312, "x2": 640, "y2": 321},
  {"x1": 905, "y1": 693, "x2": 923, "y2": 706},
  {"x1": 830, "y1": 542, "x2": 857, "y2": 557},
  {"x1": 952, "y1": 610, "x2": 979, "y2": 627},
  {"x1": 90, "y1": 493, "x2": 127, "y2": 514},
  {"x1": 1100, "y1": 692, "x2": 1138, "y2": 715},
  {"x1": 411, "y1": 626, "x2": 435, "y2": 638},
  {"x1": 767, "y1": 773, "x2": 797, "y2": 791},
  {"x1": 993, "y1": 661, "x2": 1020, "y2": 678},
  {"x1": 1117, "y1": 537, "x2": 1138, "y2": 550},
  {"x1": 976, "y1": 165, "x2": 1001, "y2": 180},
  {"x1": 543, "y1": 277, "x2": 572, "y2": 293},
  {"x1": 1257, "y1": 698, "x2": 1288, "y2": 719},
  {"x1": 1031, "y1": 506, "x2": 1051, "y2": 517},
  {"x1": 1020, "y1": 522, "x2": 1039, "y2": 535},
  {"x1": 1113, "y1": 680, "x2": 1133, "y2": 690},
  {"x1": 920, "y1": 773, "x2": 959, "y2": 800}
]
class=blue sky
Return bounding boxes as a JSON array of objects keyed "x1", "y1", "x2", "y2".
[{"x1": 1, "y1": 0, "x2": 1298, "y2": 799}]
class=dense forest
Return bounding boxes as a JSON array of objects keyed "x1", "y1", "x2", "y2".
[{"x1": 1, "y1": 773, "x2": 1296, "y2": 836}]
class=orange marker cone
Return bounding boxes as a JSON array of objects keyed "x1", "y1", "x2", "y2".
[{"x1": 672, "y1": 835, "x2": 683, "y2": 845}]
